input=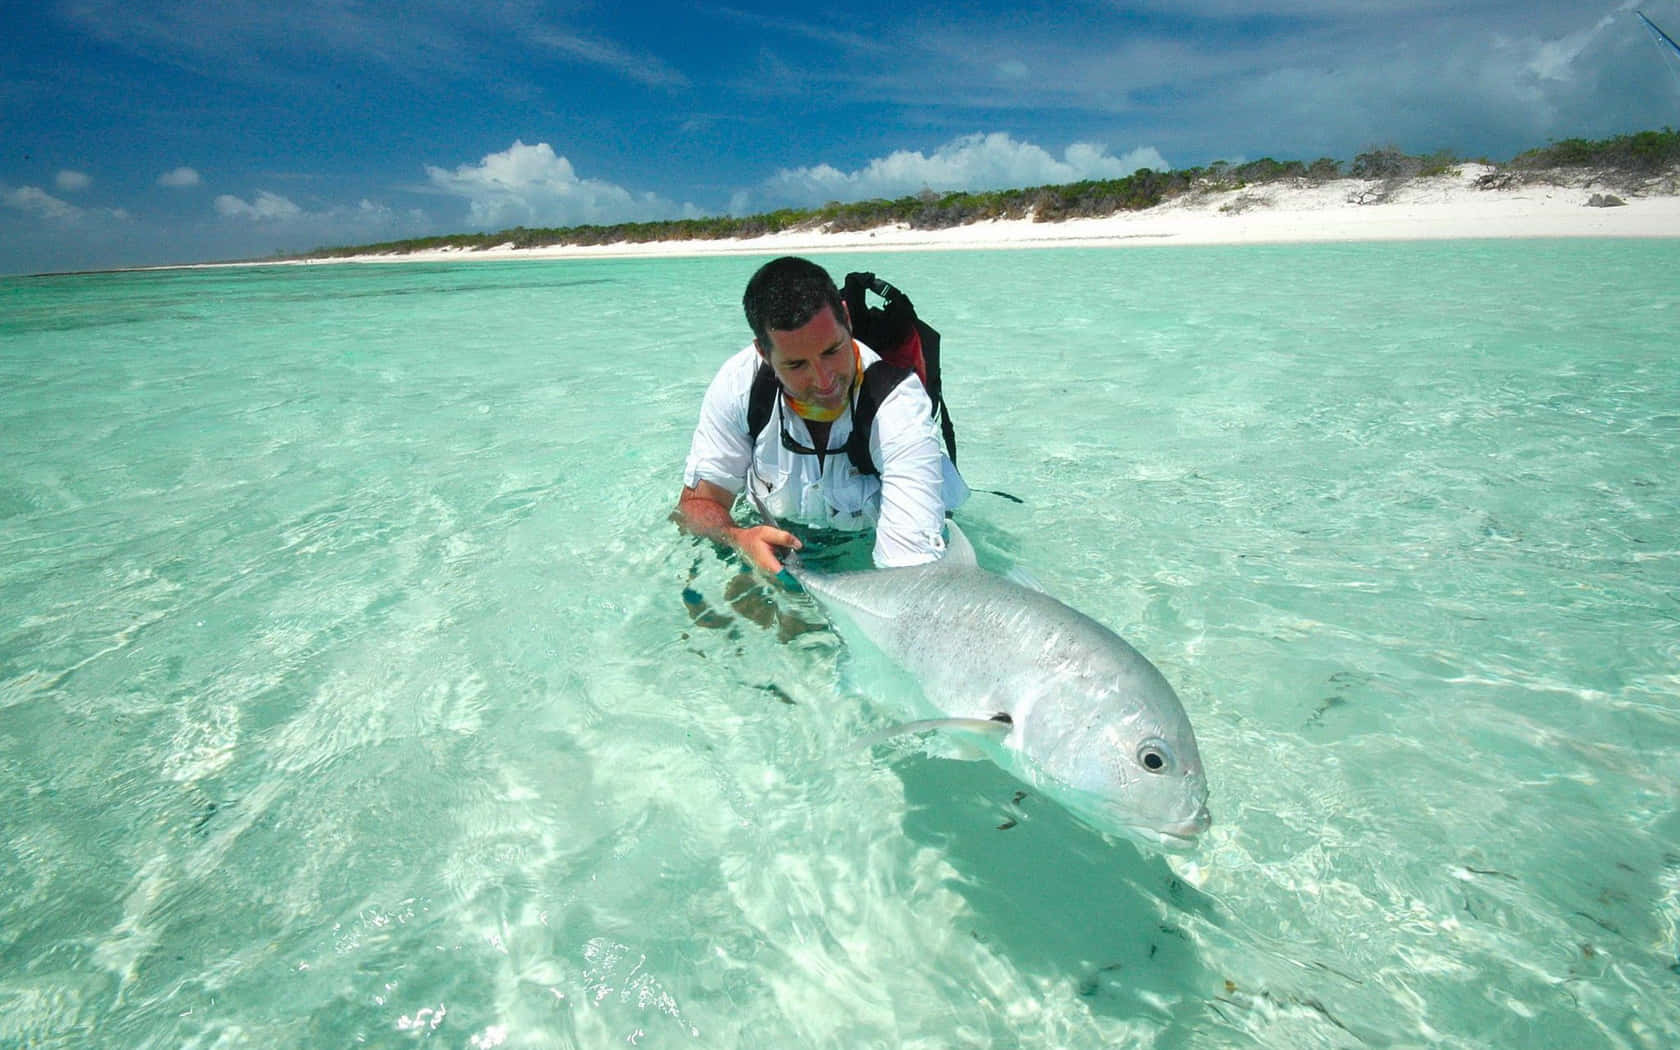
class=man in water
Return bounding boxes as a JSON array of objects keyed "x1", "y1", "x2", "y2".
[{"x1": 676, "y1": 256, "x2": 968, "y2": 575}]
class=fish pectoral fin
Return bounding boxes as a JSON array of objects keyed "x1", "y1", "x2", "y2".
[{"x1": 854, "y1": 716, "x2": 1013, "y2": 754}]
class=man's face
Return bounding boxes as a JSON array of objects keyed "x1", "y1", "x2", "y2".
[{"x1": 759, "y1": 303, "x2": 855, "y2": 413}]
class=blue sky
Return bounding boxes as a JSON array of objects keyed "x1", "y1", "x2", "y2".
[{"x1": 3, "y1": 0, "x2": 1678, "y2": 274}]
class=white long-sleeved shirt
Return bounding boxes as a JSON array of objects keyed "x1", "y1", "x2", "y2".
[{"x1": 682, "y1": 341, "x2": 968, "y2": 567}]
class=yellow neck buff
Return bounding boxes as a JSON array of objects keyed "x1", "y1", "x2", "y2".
[{"x1": 782, "y1": 340, "x2": 862, "y2": 423}]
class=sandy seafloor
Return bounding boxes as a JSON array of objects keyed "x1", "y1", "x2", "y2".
[{"x1": 3, "y1": 210, "x2": 1679, "y2": 1049}]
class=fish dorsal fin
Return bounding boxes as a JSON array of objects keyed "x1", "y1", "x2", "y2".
[
  {"x1": 942, "y1": 519, "x2": 979, "y2": 568},
  {"x1": 1004, "y1": 564, "x2": 1048, "y2": 593}
]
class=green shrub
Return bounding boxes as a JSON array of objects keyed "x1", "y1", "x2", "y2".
[{"x1": 300, "y1": 130, "x2": 1679, "y2": 258}]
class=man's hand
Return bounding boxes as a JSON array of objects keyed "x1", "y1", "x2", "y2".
[
  {"x1": 725, "y1": 523, "x2": 801, "y2": 575},
  {"x1": 675, "y1": 481, "x2": 802, "y2": 574}
]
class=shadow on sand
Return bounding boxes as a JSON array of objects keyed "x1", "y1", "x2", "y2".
[{"x1": 891, "y1": 751, "x2": 1228, "y2": 1042}]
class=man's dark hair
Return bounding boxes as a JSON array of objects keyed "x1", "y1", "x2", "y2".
[{"x1": 742, "y1": 256, "x2": 847, "y2": 350}]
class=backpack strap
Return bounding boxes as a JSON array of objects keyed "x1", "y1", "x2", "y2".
[
  {"x1": 746, "y1": 358, "x2": 778, "y2": 445},
  {"x1": 745, "y1": 355, "x2": 918, "y2": 479},
  {"x1": 914, "y1": 317, "x2": 957, "y2": 466},
  {"x1": 846, "y1": 361, "x2": 913, "y2": 477}
]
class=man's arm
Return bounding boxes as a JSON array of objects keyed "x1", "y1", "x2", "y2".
[
  {"x1": 675, "y1": 480, "x2": 802, "y2": 574},
  {"x1": 869, "y1": 375, "x2": 952, "y2": 568},
  {"x1": 678, "y1": 348, "x2": 801, "y2": 574}
]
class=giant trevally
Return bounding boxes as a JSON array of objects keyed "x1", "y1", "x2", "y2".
[{"x1": 787, "y1": 523, "x2": 1211, "y2": 851}]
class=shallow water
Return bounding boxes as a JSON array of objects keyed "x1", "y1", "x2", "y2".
[{"x1": 2, "y1": 243, "x2": 1677, "y2": 1048}]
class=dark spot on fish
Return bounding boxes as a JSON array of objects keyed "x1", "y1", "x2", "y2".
[
  {"x1": 1011, "y1": 791, "x2": 1027, "y2": 806},
  {"x1": 191, "y1": 801, "x2": 220, "y2": 834},
  {"x1": 989, "y1": 712, "x2": 1012, "y2": 725}
]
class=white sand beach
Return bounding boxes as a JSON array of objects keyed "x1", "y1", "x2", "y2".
[{"x1": 304, "y1": 164, "x2": 1680, "y2": 265}]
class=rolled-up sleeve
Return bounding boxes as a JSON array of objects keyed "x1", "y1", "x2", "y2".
[{"x1": 869, "y1": 374, "x2": 950, "y2": 568}]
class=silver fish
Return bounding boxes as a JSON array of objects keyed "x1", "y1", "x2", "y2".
[{"x1": 791, "y1": 524, "x2": 1211, "y2": 850}]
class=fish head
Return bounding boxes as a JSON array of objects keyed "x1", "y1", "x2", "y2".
[{"x1": 1029, "y1": 697, "x2": 1211, "y2": 851}]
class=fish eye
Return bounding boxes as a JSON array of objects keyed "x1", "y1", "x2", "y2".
[{"x1": 1137, "y1": 740, "x2": 1173, "y2": 774}]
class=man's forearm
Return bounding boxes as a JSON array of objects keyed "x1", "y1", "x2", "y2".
[
  {"x1": 675, "y1": 483, "x2": 799, "y2": 574},
  {"x1": 675, "y1": 485, "x2": 742, "y2": 545}
]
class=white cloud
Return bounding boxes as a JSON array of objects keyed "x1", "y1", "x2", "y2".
[
  {"x1": 209, "y1": 189, "x2": 417, "y2": 236},
  {"x1": 1523, "y1": 4, "x2": 1633, "y2": 81},
  {"x1": 734, "y1": 133, "x2": 1171, "y2": 212},
  {"x1": 61, "y1": 1, "x2": 690, "y2": 94},
  {"x1": 56, "y1": 170, "x2": 93, "y2": 192},
  {"x1": 215, "y1": 191, "x2": 304, "y2": 221},
  {"x1": 5, "y1": 185, "x2": 81, "y2": 221},
  {"x1": 1179, "y1": 4, "x2": 1667, "y2": 163},
  {"x1": 159, "y1": 166, "x2": 202, "y2": 188},
  {"x1": 172, "y1": 190, "x2": 434, "y2": 262},
  {"x1": 425, "y1": 140, "x2": 687, "y2": 229},
  {"x1": 531, "y1": 30, "x2": 689, "y2": 89},
  {"x1": 2, "y1": 184, "x2": 131, "y2": 229}
]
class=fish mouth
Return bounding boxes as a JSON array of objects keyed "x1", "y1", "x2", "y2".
[
  {"x1": 1173, "y1": 805, "x2": 1213, "y2": 837},
  {"x1": 1137, "y1": 827, "x2": 1201, "y2": 852},
  {"x1": 1130, "y1": 806, "x2": 1212, "y2": 852},
  {"x1": 1057, "y1": 790, "x2": 1212, "y2": 852}
]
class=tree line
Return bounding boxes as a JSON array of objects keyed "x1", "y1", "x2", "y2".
[{"x1": 304, "y1": 128, "x2": 1679, "y2": 259}]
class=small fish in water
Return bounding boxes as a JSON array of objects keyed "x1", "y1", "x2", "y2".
[{"x1": 786, "y1": 519, "x2": 1211, "y2": 851}]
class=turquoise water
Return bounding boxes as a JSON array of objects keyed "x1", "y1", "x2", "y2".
[{"x1": 2, "y1": 243, "x2": 1676, "y2": 1048}]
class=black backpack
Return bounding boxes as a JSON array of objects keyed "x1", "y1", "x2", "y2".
[{"x1": 746, "y1": 272, "x2": 957, "y2": 476}]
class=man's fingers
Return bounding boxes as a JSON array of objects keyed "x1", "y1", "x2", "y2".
[
  {"x1": 770, "y1": 528, "x2": 802, "y2": 551},
  {"x1": 740, "y1": 531, "x2": 786, "y2": 574}
]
